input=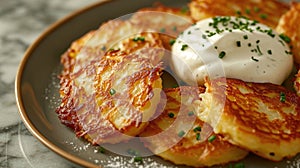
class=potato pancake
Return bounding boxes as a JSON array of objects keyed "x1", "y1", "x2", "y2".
[
  {"x1": 140, "y1": 86, "x2": 248, "y2": 167},
  {"x1": 189, "y1": 0, "x2": 289, "y2": 28},
  {"x1": 197, "y1": 78, "x2": 300, "y2": 161},
  {"x1": 56, "y1": 22, "x2": 165, "y2": 144},
  {"x1": 277, "y1": 2, "x2": 300, "y2": 64}
]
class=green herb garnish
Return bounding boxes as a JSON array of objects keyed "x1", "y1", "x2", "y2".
[
  {"x1": 267, "y1": 50, "x2": 272, "y2": 55},
  {"x1": 280, "y1": 92, "x2": 286, "y2": 102},
  {"x1": 229, "y1": 162, "x2": 245, "y2": 168},
  {"x1": 193, "y1": 126, "x2": 202, "y2": 132},
  {"x1": 251, "y1": 56, "x2": 259, "y2": 62},
  {"x1": 208, "y1": 135, "x2": 216, "y2": 142},
  {"x1": 168, "y1": 112, "x2": 175, "y2": 118},
  {"x1": 188, "y1": 111, "x2": 194, "y2": 116},
  {"x1": 98, "y1": 146, "x2": 105, "y2": 154},
  {"x1": 134, "y1": 156, "x2": 143, "y2": 162},
  {"x1": 196, "y1": 133, "x2": 201, "y2": 141},
  {"x1": 172, "y1": 26, "x2": 177, "y2": 32},
  {"x1": 245, "y1": 8, "x2": 251, "y2": 15},
  {"x1": 109, "y1": 88, "x2": 116, "y2": 95},
  {"x1": 178, "y1": 130, "x2": 185, "y2": 137},
  {"x1": 259, "y1": 13, "x2": 268, "y2": 19},
  {"x1": 219, "y1": 51, "x2": 226, "y2": 58},
  {"x1": 181, "y1": 44, "x2": 189, "y2": 51},
  {"x1": 279, "y1": 33, "x2": 291, "y2": 43},
  {"x1": 169, "y1": 39, "x2": 176, "y2": 46},
  {"x1": 132, "y1": 36, "x2": 145, "y2": 42}
]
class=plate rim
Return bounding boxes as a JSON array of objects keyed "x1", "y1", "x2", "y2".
[{"x1": 15, "y1": 0, "x2": 113, "y2": 167}]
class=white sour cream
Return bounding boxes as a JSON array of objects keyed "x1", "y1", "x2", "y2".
[{"x1": 171, "y1": 16, "x2": 293, "y2": 85}]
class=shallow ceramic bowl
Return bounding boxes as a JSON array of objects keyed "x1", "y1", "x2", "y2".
[{"x1": 16, "y1": 0, "x2": 300, "y2": 167}]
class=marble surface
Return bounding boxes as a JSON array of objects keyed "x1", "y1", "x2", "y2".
[{"x1": 0, "y1": 0, "x2": 101, "y2": 167}]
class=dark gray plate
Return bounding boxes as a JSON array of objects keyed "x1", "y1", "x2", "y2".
[{"x1": 16, "y1": 0, "x2": 300, "y2": 167}]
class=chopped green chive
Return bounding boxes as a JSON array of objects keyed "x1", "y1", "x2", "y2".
[
  {"x1": 229, "y1": 162, "x2": 245, "y2": 168},
  {"x1": 180, "y1": 6, "x2": 189, "y2": 13},
  {"x1": 134, "y1": 156, "x2": 143, "y2": 162},
  {"x1": 169, "y1": 39, "x2": 176, "y2": 46},
  {"x1": 208, "y1": 135, "x2": 216, "y2": 142},
  {"x1": 109, "y1": 88, "x2": 116, "y2": 95},
  {"x1": 160, "y1": 28, "x2": 166, "y2": 33},
  {"x1": 256, "y1": 45, "x2": 263, "y2": 56},
  {"x1": 168, "y1": 112, "x2": 175, "y2": 118},
  {"x1": 251, "y1": 56, "x2": 259, "y2": 62},
  {"x1": 266, "y1": 29, "x2": 275, "y2": 38},
  {"x1": 236, "y1": 10, "x2": 241, "y2": 15},
  {"x1": 248, "y1": 43, "x2": 252, "y2": 47},
  {"x1": 285, "y1": 50, "x2": 292, "y2": 55},
  {"x1": 196, "y1": 133, "x2": 201, "y2": 141},
  {"x1": 181, "y1": 44, "x2": 188, "y2": 51},
  {"x1": 178, "y1": 130, "x2": 185, "y2": 137},
  {"x1": 251, "y1": 20, "x2": 258, "y2": 26},
  {"x1": 280, "y1": 92, "x2": 286, "y2": 102},
  {"x1": 219, "y1": 51, "x2": 226, "y2": 58},
  {"x1": 193, "y1": 126, "x2": 202, "y2": 132},
  {"x1": 260, "y1": 13, "x2": 268, "y2": 19},
  {"x1": 245, "y1": 8, "x2": 251, "y2": 14},
  {"x1": 132, "y1": 36, "x2": 145, "y2": 42},
  {"x1": 279, "y1": 33, "x2": 291, "y2": 43},
  {"x1": 254, "y1": 7, "x2": 260, "y2": 13},
  {"x1": 108, "y1": 48, "x2": 116, "y2": 52},
  {"x1": 98, "y1": 146, "x2": 105, "y2": 154},
  {"x1": 188, "y1": 111, "x2": 194, "y2": 116},
  {"x1": 172, "y1": 84, "x2": 179, "y2": 88},
  {"x1": 188, "y1": 31, "x2": 191, "y2": 34},
  {"x1": 172, "y1": 26, "x2": 177, "y2": 32},
  {"x1": 236, "y1": 41, "x2": 241, "y2": 47},
  {"x1": 267, "y1": 50, "x2": 272, "y2": 55},
  {"x1": 101, "y1": 46, "x2": 106, "y2": 51},
  {"x1": 243, "y1": 35, "x2": 248, "y2": 39}
]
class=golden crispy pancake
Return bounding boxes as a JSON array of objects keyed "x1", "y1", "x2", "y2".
[
  {"x1": 57, "y1": 49, "x2": 163, "y2": 144},
  {"x1": 56, "y1": 21, "x2": 165, "y2": 144},
  {"x1": 197, "y1": 78, "x2": 300, "y2": 161},
  {"x1": 276, "y1": 2, "x2": 300, "y2": 64},
  {"x1": 189, "y1": 0, "x2": 289, "y2": 29},
  {"x1": 140, "y1": 86, "x2": 248, "y2": 167}
]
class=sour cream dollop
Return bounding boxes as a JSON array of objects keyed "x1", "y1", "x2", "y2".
[{"x1": 171, "y1": 16, "x2": 293, "y2": 85}]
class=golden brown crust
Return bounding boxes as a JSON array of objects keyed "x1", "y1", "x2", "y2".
[
  {"x1": 56, "y1": 20, "x2": 166, "y2": 144},
  {"x1": 199, "y1": 78, "x2": 300, "y2": 161},
  {"x1": 277, "y1": 2, "x2": 300, "y2": 64},
  {"x1": 140, "y1": 86, "x2": 248, "y2": 167},
  {"x1": 57, "y1": 49, "x2": 163, "y2": 144},
  {"x1": 189, "y1": 0, "x2": 289, "y2": 29}
]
